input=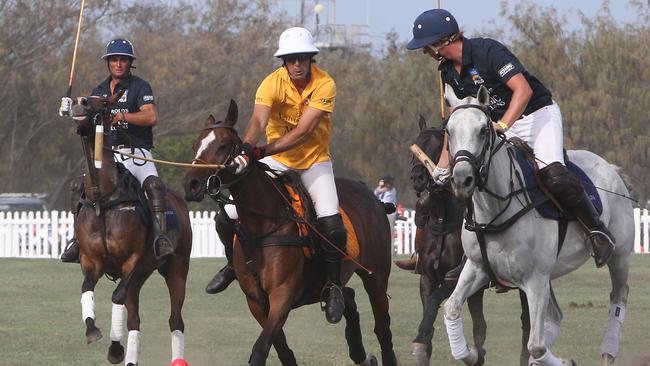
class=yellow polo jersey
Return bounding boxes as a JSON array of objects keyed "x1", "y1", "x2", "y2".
[{"x1": 255, "y1": 65, "x2": 336, "y2": 169}]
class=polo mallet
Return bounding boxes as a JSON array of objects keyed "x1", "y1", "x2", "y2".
[
  {"x1": 67, "y1": 0, "x2": 85, "y2": 98},
  {"x1": 410, "y1": 144, "x2": 438, "y2": 178}
]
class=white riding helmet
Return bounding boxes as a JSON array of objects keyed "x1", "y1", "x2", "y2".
[{"x1": 273, "y1": 27, "x2": 319, "y2": 58}]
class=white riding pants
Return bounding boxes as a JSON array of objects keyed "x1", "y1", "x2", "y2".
[
  {"x1": 224, "y1": 156, "x2": 339, "y2": 220},
  {"x1": 505, "y1": 101, "x2": 564, "y2": 169},
  {"x1": 113, "y1": 148, "x2": 159, "y2": 186}
]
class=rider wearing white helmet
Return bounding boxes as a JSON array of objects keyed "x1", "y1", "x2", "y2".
[{"x1": 204, "y1": 27, "x2": 346, "y2": 324}]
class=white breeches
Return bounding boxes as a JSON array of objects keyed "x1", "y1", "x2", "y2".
[
  {"x1": 505, "y1": 101, "x2": 564, "y2": 169},
  {"x1": 113, "y1": 148, "x2": 159, "y2": 186},
  {"x1": 224, "y1": 156, "x2": 339, "y2": 220}
]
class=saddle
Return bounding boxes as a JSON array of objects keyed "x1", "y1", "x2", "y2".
[
  {"x1": 508, "y1": 138, "x2": 602, "y2": 221},
  {"x1": 271, "y1": 170, "x2": 360, "y2": 259}
]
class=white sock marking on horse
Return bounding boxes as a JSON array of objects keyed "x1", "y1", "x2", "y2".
[
  {"x1": 601, "y1": 303, "x2": 626, "y2": 358},
  {"x1": 110, "y1": 303, "x2": 125, "y2": 342},
  {"x1": 125, "y1": 330, "x2": 141, "y2": 366},
  {"x1": 171, "y1": 330, "x2": 185, "y2": 360},
  {"x1": 530, "y1": 348, "x2": 564, "y2": 366},
  {"x1": 80, "y1": 291, "x2": 95, "y2": 321},
  {"x1": 444, "y1": 315, "x2": 470, "y2": 360},
  {"x1": 194, "y1": 131, "x2": 216, "y2": 162}
]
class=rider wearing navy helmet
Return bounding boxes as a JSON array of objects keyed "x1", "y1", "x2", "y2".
[
  {"x1": 59, "y1": 38, "x2": 175, "y2": 263},
  {"x1": 407, "y1": 9, "x2": 614, "y2": 268}
]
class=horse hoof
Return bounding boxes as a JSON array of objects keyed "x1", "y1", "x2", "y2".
[
  {"x1": 358, "y1": 354, "x2": 377, "y2": 366},
  {"x1": 410, "y1": 343, "x2": 430, "y2": 366},
  {"x1": 107, "y1": 341, "x2": 125, "y2": 364},
  {"x1": 474, "y1": 350, "x2": 485, "y2": 366},
  {"x1": 85, "y1": 327, "x2": 103, "y2": 344},
  {"x1": 602, "y1": 353, "x2": 615, "y2": 366},
  {"x1": 462, "y1": 347, "x2": 479, "y2": 366}
]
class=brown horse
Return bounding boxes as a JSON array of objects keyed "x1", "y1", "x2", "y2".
[
  {"x1": 183, "y1": 100, "x2": 397, "y2": 366},
  {"x1": 410, "y1": 116, "x2": 531, "y2": 366},
  {"x1": 69, "y1": 94, "x2": 192, "y2": 366}
]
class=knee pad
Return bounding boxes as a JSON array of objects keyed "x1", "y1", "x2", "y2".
[
  {"x1": 539, "y1": 162, "x2": 584, "y2": 204},
  {"x1": 317, "y1": 214, "x2": 347, "y2": 253},
  {"x1": 143, "y1": 176, "x2": 166, "y2": 211}
]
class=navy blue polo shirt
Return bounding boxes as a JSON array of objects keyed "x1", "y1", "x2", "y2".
[
  {"x1": 91, "y1": 74, "x2": 156, "y2": 149},
  {"x1": 439, "y1": 37, "x2": 553, "y2": 121}
]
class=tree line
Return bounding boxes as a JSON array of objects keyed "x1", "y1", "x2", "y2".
[{"x1": 0, "y1": 0, "x2": 647, "y2": 210}]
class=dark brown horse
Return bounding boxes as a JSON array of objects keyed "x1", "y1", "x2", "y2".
[
  {"x1": 410, "y1": 116, "x2": 531, "y2": 366},
  {"x1": 183, "y1": 100, "x2": 397, "y2": 366},
  {"x1": 69, "y1": 94, "x2": 192, "y2": 366}
]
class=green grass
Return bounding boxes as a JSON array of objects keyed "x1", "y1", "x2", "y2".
[{"x1": 1, "y1": 255, "x2": 649, "y2": 366}]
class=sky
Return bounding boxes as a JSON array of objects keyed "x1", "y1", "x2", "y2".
[{"x1": 277, "y1": 0, "x2": 643, "y2": 48}]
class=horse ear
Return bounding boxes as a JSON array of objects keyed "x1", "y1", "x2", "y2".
[
  {"x1": 206, "y1": 114, "x2": 216, "y2": 127},
  {"x1": 224, "y1": 99, "x2": 238, "y2": 126},
  {"x1": 443, "y1": 83, "x2": 462, "y2": 108},
  {"x1": 476, "y1": 85, "x2": 490, "y2": 106},
  {"x1": 107, "y1": 90, "x2": 125, "y2": 105},
  {"x1": 418, "y1": 115, "x2": 427, "y2": 131}
]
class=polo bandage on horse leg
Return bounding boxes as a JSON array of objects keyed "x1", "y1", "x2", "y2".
[
  {"x1": 80, "y1": 291, "x2": 95, "y2": 321},
  {"x1": 444, "y1": 315, "x2": 470, "y2": 360},
  {"x1": 544, "y1": 321, "x2": 561, "y2": 349},
  {"x1": 125, "y1": 330, "x2": 141, "y2": 365},
  {"x1": 600, "y1": 303, "x2": 626, "y2": 358},
  {"x1": 109, "y1": 303, "x2": 125, "y2": 342},
  {"x1": 171, "y1": 330, "x2": 185, "y2": 360},
  {"x1": 530, "y1": 348, "x2": 564, "y2": 366}
]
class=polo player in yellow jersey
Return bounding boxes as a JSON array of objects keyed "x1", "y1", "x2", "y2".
[{"x1": 205, "y1": 27, "x2": 346, "y2": 323}]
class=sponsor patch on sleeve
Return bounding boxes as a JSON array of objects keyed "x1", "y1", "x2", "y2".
[
  {"x1": 143, "y1": 95, "x2": 154, "y2": 102},
  {"x1": 498, "y1": 63, "x2": 515, "y2": 77}
]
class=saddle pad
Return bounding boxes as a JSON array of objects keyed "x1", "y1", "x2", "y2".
[
  {"x1": 513, "y1": 147, "x2": 603, "y2": 220},
  {"x1": 165, "y1": 203, "x2": 179, "y2": 231},
  {"x1": 284, "y1": 184, "x2": 359, "y2": 259}
]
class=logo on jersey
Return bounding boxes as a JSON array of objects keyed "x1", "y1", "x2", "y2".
[
  {"x1": 143, "y1": 95, "x2": 154, "y2": 102},
  {"x1": 469, "y1": 68, "x2": 484, "y2": 85},
  {"x1": 498, "y1": 63, "x2": 515, "y2": 77},
  {"x1": 118, "y1": 90, "x2": 128, "y2": 103}
]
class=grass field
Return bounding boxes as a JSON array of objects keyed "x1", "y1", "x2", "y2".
[{"x1": 1, "y1": 255, "x2": 649, "y2": 366}]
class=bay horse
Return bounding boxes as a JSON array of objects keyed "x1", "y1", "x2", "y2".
[
  {"x1": 183, "y1": 100, "x2": 397, "y2": 366},
  {"x1": 69, "y1": 94, "x2": 192, "y2": 365},
  {"x1": 441, "y1": 86, "x2": 633, "y2": 365}
]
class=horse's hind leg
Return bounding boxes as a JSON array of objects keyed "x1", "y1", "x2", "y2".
[
  {"x1": 80, "y1": 258, "x2": 103, "y2": 344},
  {"x1": 518, "y1": 289, "x2": 531, "y2": 366},
  {"x1": 358, "y1": 270, "x2": 397, "y2": 366},
  {"x1": 601, "y1": 251, "x2": 630, "y2": 365},
  {"x1": 466, "y1": 288, "x2": 488, "y2": 364},
  {"x1": 163, "y1": 257, "x2": 190, "y2": 362}
]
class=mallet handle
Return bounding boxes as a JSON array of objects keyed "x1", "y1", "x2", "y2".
[
  {"x1": 67, "y1": 0, "x2": 86, "y2": 97},
  {"x1": 410, "y1": 144, "x2": 438, "y2": 178}
]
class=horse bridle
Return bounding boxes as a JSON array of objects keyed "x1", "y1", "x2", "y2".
[{"x1": 446, "y1": 104, "x2": 507, "y2": 190}]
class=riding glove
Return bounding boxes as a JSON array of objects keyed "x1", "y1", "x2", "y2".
[
  {"x1": 433, "y1": 166, "x2": 451, "y2": 185},
  {"x1": 232, "y1": 143, "x2": 266, "y2": 174},
  {"x1": 59, "y1": 97, "x2": 73, "y2": 117}
]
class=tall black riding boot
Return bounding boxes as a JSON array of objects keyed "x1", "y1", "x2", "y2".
[
  {"x1": 318, "y1": 213, "x2": 347, "y2": 324},
  {"x1": 143, "y1": 176, "x2": 175, "y2": 260},
  {"x1": 61, "y1": 175, "x2": 84, "y2": 263},
  {"x1": 206, "y1": 210, "x2": 237, "y2": 294},
  {"x1": 540, "y1": 163, "x2": 615, "y2": 267}
]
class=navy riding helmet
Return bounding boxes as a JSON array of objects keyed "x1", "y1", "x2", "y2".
[
  {"x1": 102, "y1": 38, "x2": 136, "y2": 60},
  {"x1": 407, "y1": 9, "x2": 459, "y2": 50}
]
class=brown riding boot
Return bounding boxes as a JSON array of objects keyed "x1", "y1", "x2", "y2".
[
  {"x1": 206, "y1": 210, "x2": 237, "y2": 294},
  {"x1": 540, "y1": 163, "x2": 615, "y2": 268},
  {"x1": 61, "y1": 175, "x2": 84, "y2": 263},
  {"x1": 143, "y1": 176, "x2": 175, "y2": 260},
  {"x1": 318, "y1": 214, "x2": 347, "y2": 324}
]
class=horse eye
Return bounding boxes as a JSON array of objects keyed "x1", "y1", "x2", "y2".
[{"x1": 479, "y1": 126, "x2": 489, "y2": 136}]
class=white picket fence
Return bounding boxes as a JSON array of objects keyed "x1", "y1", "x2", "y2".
[{"x1": 1, "y1": 208, "x2": 649, "y2": 258}]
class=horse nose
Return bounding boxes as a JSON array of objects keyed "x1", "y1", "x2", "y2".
[
  {"x1": 183, "y1": 176, "x2": 203, "y2": 201},
  {"x1": 451, "y1": 175, "x2": 474, "y2": 188}
]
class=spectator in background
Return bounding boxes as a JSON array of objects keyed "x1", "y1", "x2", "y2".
[{"x1": 374, "y1": 174, "x2": 398, "y2": 241}]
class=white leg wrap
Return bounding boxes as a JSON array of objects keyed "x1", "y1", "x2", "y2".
[
  {"x1": 171, "y1": 330, "x2": 185, "y2": 360},
  {"x1": 544, "y1": 321, "x2": 561, "y2": 349},
  {"x1": 81, "y1": 291, "x2": 95, "y2": 322},
  {"x1": 530, "y1": 348, "x2": 563, "y2": 366},
  {"x1": 600, "y1": 303, "x2": 626, "y2": 358},
  {"x1": 125, "y1": 330, "x2": 141, "y2": 366},
  {"x1": 444, "y1": 315, "x2": 470, "y2": 360},
  {"x1": 110, "y1": 303, "x2": 126, "y2": 342}
]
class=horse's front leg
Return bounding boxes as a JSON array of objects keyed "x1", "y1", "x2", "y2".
[
  {"x1": 80, "y1": 256, "x2": 104, "y2": 344},
  {"x1": 122, "y1": 265, "x2": 152, "y2": 366},
  {"x1": 466, "y1": 288, "x2": 487, "y2": 362},
  {"x1": 443, "y1": 259, "x2": 489, "y2": 366},
  {"x1": 245, "y1": 296, "x2": 297, "y2": 366},
  {"x1": 162, "y1": 255, "x2": 190, "y2": 363},
  {"x1": 524, "y1": 278, "x2": 574, "y2": 366},
  {"x1": 248, "y1": 288, "x2": 297, "y2": 366},
  {"x1": 411, "y1": 274, "x2": 447, "y2": 366},
  {"x1": 106, "y1": 256, "x2": 140, "y2": 364}
]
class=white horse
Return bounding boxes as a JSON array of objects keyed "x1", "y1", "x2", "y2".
[{"x1": 441, "y1": 86, "x2": 633, "y2": 366}]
